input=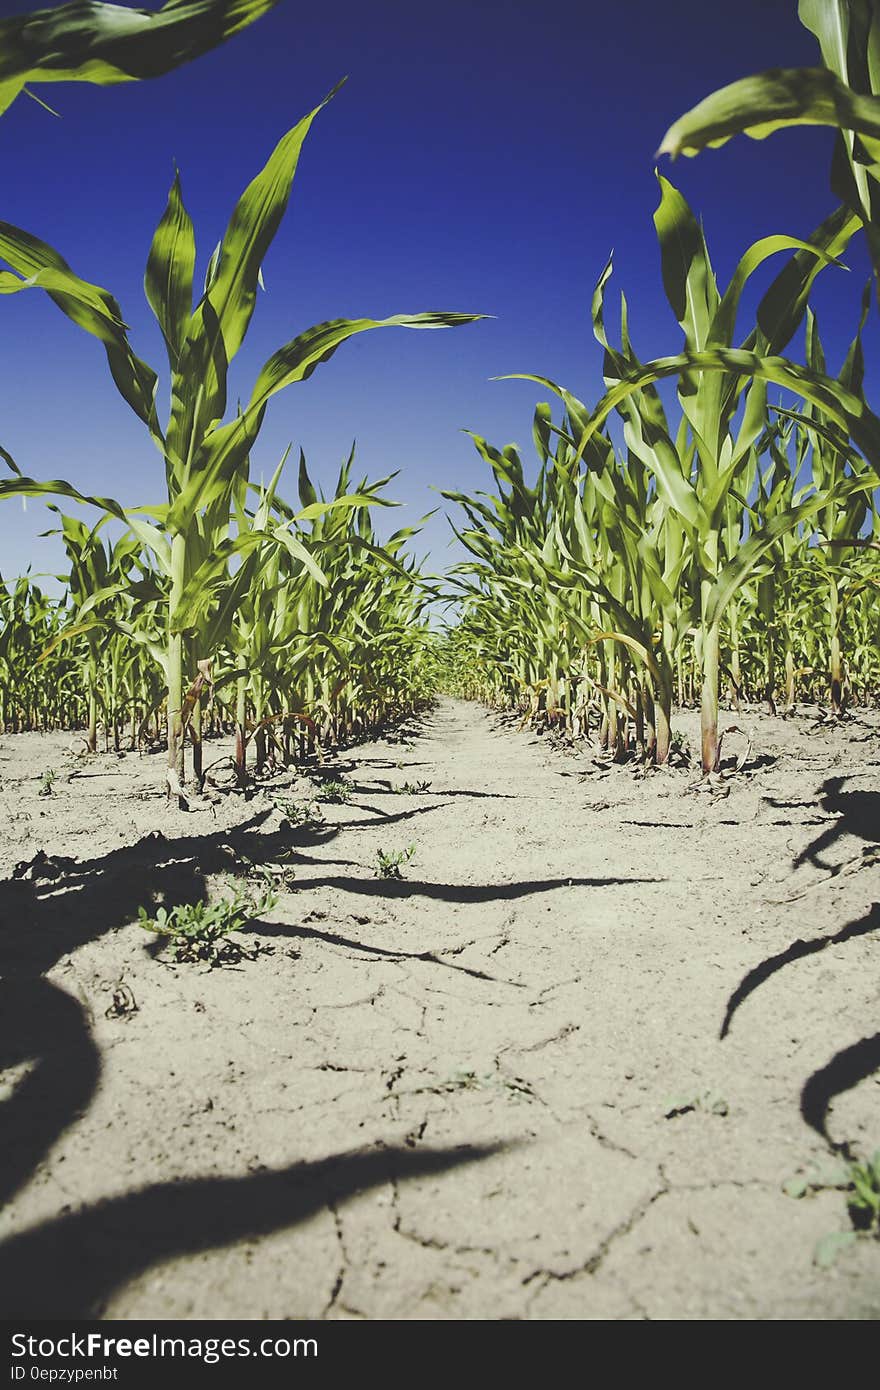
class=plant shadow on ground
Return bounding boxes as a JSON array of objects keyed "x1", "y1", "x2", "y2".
[
  {"x1": 0, "y1": 810, "x2": 349, "y2": 1211},
  {"x1": 0, "y1": 806, "x2": 344, "y2": 979},
  {"x1": 0, "y1": 977, "x2": 100, "y2": 1210},
  {"x1": 719, "y1": 778, "x2": 879, "y2": 1161},
  {"x1": 720, "y1": 899, "x2": 880, "y2": 1158},
  {"x1": 338, "y1": 803, "x2": 452, "y2": 828},
  {"x1": 720, "y1": 902, "x2": 880, "y2": 1041},
  {"x1": 0, "y1": 1142, "x2": 503, "y2": 1318},
  {"x1": 801, "y1": 1028, "x2": 880, "y2": 1156},
  {"x1": 309, "y1": 763, "x2": 518, "y2": 801},
  {"x1": 0, "y1": 809, "x2": 512, "y2": 1317},
  {"x1": 249, "y1": 916, "x2": 524, "y2": 986},
  {"x1": 763, "y1": 777, "x2": 879, "y2": 871},
  {"x1": 281, "y1": 872, "x2": 664, "y2": 903}
]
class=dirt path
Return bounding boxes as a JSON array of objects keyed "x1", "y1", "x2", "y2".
[{"x1": 0, "y1": 698, "x2": 878, "y2": 1319}]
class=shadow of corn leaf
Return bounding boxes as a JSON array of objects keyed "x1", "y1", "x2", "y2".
[
  {"x1": 0, "y1": 1142, "x2": 504, "y2": 1318},
  {"x1": 720, "y1": 903, "x2": 880, "y2": 1039},
  {"x1": 800, "y1": 1034, "x2": 880, "y2": 1154}
]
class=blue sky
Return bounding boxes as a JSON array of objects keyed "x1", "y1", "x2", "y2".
[{"x1": 0, "y1": 0, "x2": 874, "y2": 582}]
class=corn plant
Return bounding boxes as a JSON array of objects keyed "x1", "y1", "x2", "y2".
[
  {"x1": 442, "y1": 174, "x2": 879, "y2": 764},
  {"x1": 374, "y1": 844, "x2": 416, "y2": 879},
  {"x1": 0, "y1": 575, "x2": 71, "y2": 730},
  {"x1": 657, "y1": 0, "x2": 876, "y2": 280},
  {"x1": 487, "y1": 179, "x2": 864, "y2": 768},
  {"x1": 0, "y1": 87, "x2": 479, "y2": 803},
  {"x1": 188, "y1": 445, "x2": 438, "y2": 779}
]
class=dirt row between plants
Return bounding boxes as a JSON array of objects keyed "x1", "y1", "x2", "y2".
[{"x1": 0, "y1": 697, "x2": 878, "y2": 1319}]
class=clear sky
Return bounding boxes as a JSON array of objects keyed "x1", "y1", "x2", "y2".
[{"x1": 0, "y1": 0, "x2": 874, "y2": 583}]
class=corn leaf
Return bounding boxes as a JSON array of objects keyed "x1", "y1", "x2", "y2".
[
  {"x1": 658, "y1": 66, "x2": 880, "y2": 161},
  {"x1": 705, "y1": 472, "x2": 876, "y2": 627},
  {"x1": 0, "y1": 474, "x2": 128, "y2": 519},
  {"x1": 574, "y1": 348, "x2": 880, "y2": 479},
  {"x1": 197, "y1": 83, "x2": 344, "y2": 368},
  {"x1": 0, "y1": 221, "x2": 161, "y2": 435},
  {"x1": 145, "y1": 171, "x2": 196, "y2": 368},
  {"x1": 0, "y1": 0, "x2": 280, "y2": 117}
]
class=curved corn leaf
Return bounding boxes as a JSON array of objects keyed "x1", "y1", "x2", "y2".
[
  {"x1": 752, "y1": 204, "x2": 862, "y2": 355},
  {"x1": 175, "y1": 311, "x2": 482, "y2": 533},
  {"x1": 249, "y1": 311, "x2": 483, "y2": 409},
  {"x1": 572, "y1": 348, "x2": 880, "y2": 478},
  {"x1": 38, "y1": 613, "x2": 167, "y2": 673},
  {"x1": 653, "y1": 173, "x2": 718, "y2": 351},
  {"x1": 710, "y1": 234, "x2": 845, "y2": 350},
  {"x1": 705, "y1": 472, "x2": 876, "y2": 628},
  {"x1": 589, "y1": 629, "x2": 662, "y2": 685},
  {"x1": 192, "y1": 83, "x2": 345, "y2": 371},
  {"x1": 37, "y1": 617, "x2": 102, "y2": 662},
  {"x1": 293, "y1": 493, "x2": 394, "y2": 524},
  {"x1": 0, "y1": 474, "x2": 128, "y2": 519},
  {"x1": 0, "y1": 221, "x2": 160, "y2": 435},
  {"x1": 297, "y1": 449, "x2": 319, "y2": 509},
  {"x1": 658, "y1": 66, "x2": 880, "y2": 160},
  {"x1": 145, "y1": 170, "x2": 196, "y2": 368},
  {"x1": 0, "y1": 443, "x2": 22, "y2": 475},
  {"x1": 588, "y1": 680, "x2": 640, "y2": 723},
  {"x1": 0, "y1": 0, "x2": 280, "y2": 117},
  {"x1": 499, "y1": 372, "x2": 705, "y2": 527}
]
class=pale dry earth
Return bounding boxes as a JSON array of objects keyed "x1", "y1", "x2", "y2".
[{"x1": 0, "y1": 697, "x2": 878, "y2": 1320}]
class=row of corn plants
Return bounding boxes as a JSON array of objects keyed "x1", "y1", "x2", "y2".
[
  {"x1": 2, "y1": 453, "x2": 441, "y2": 783},
  {"x1": 439, "y1": 173, "x2": 879, "y2": 771},
  {"x1": 0, "y1": 4, "x2": 479, "y2": 801},
  {"x1": 2, "y1": 0, "x2": 878, "y2": 789}
]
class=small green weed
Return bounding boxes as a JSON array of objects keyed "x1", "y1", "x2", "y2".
[
  {"x1": 37, "y1": 769, "x2": 58, "y2": 797},
  {"x1": 274, "y1": 796, "x2": 325, "y2": 828},
  {"x1": 315, "y1": 779, "x2": 352, "y2": 804},
  {"x1": 847, "y1": 1150, "x2": 880, "y2": 1231},
  {"x1": 783, "y1": 1148, "x2": 880, "y2": 1267},
  {"x1": 137, "y1": 885, "x2": 277, "y2": 967},
  {"x1": 374, "y1": 843, "x2": 416, "y2": 879},
  {"x1": 395, "y1": 780, "x2": 432, "y2": 794}
]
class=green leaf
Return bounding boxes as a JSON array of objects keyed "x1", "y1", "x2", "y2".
[
  {"x1": 710, "y1": 234, "x2": 845, "y2": 350},
  {"x1": 573, "y1": 347, "x2": 880, "y2": 480},
  {"x1": 500, "y1": 372, "x2": 705, "y2": 527},
  {"x1": 658, "y1": 66, "x2": 880, "y2": 161},
  {"x1": 0, "y1": 474, "x2": 128, "y2": 520},
  {"x1": 145, "y1": 170, "x2": 196, "y2": 368},
  {"x1": 0, "y1": 1, "x2": 281, "y2": 116},
  {"x1": 198, "y1": 82, "x2": 345, "y2": 367},
  {"x1": 126, "y1": 516, "x2": 173, "y2": 578},
  {"x1": 293, "y1": 493, "x2": 390, "y2": 523},
  {"x1": 0, "y1": 220, "x2": 160, "y2": 434},
  {"x1": 297, "y1": 449, "x2": 318, "y2": 509},
  {"x1": 0, "y1": 443, "x2": 22, "y2": 475},
  {"x1": 705, "y1": 472, "x2": 874, "y2": 627},
  {"x1": 653, "y1": 174, "x2": 718, "y2": 351},
  {"x1": 249, "y1": 311, "x2": 483, "y2": 410},
  {"x1": 799, "y1": 0, "x2": 874, "y2": 92},
  {"x1": 753, "y1": 205, "x2": 861, "y2": 355},
  {"x1": 182, "y1": 312, "x2": 482, "y2": 530}
]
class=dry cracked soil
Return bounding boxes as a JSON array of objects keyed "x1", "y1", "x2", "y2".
[{"x1": 0, "y1": 697, "x2": 878, "y2": 1320}]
